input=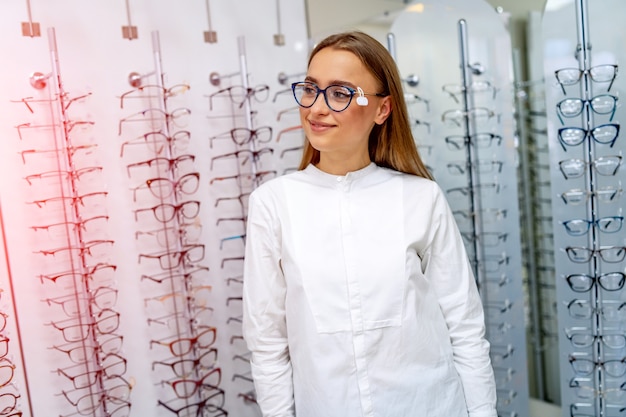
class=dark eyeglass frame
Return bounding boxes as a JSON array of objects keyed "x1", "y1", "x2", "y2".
[
  {"x1": 291, "y1": 81, "x2": 387, "y2": 112},
  {"x1": 565, "y1": 272, "x2": 626, "y2": 292},
  {"x1": 562, "y1": 216, "x2": 624, "y2": 236},
  {"x1": 557, "y1": 123, "x2": 620, "y2": 151},
  {"x1": 444, "y1": 133, "x2": 502, "y2": 150},
  {"x1": 208, "y1": 84, "x2": 270, "y2": 110}
]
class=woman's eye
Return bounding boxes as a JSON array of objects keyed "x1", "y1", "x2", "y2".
[
  {"x1": 331, "y1": 88, "x2": 351, "y2": 100},
  {"x1": 303, "y1": 85, "x2": 317, "y2": 94}
]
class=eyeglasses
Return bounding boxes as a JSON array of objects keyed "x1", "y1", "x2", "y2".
[
  {"x1": 447, "y1": 160, "x2": 503, "y2": 175},
  {"x1": 558, "y1": 123, "x2": 620, "y2": 150},
  {"x1": 208, "y1": 126, "x2": 272, "y2": 148},
  {"x1": 50, "y1": 336, "x2": 123, "y2": 363},
  {"x1": 210, "y1": 148, "x2": 274, "y2": 169},
  {"x1": 559, "y1": 155, "x2": 622, "y2": 179},
  {"x1": 562, "y1": 216, "x2": 624, "y2": 236},
  {"x1": 28, "y1": 191, "x2": 108, "y2": 209},
  {"x1": 24, "y1": 166, "x2": 103, "y2": 186},
  {"x1": 19, "y1": 143, "x2": 96, "y2": 164},
  {"x1": 56, "y1": 353, "x2": 127, "y2": 390},
  {"x1": 126, "y1": 154, "x2": 195, "y2": 176},
  {"x1": 36, "y1": 239, "x2": 114, "y2": 258},
  {"x1": 164, "y1": 367, "x2": 222, "y2": 399},
  {"x1": 556, "y1": 94, "x2": 618, "y2": 124},
  {"x1": 0, "y1": 358, "x2": 15, "y2": 388},
  {"x1": 442, "y1": 80, "x2": 497, "y2": 103},
  {"x1": 461, "y1": 232, "x2": 508, "y2": 247},
  {"x1": 132, "y1": 172, "x2": 200, "y2": 202},
  {"x1": 453, "y1": 208, "x2": 507, "y2": 224},
  {"x1": 404, "y1": 93, "x2": 430, "y2": 111},
  {"x1": 158, "y1": 393, "x2": 227, "y2": 417},
  {"x1": 120, "y1": 130, "x2": 190, "y2": 157},
  {"x1": 136, "y1": 222, "x2": 202, "y2": 247},
  {"x1": 560, "y1": 186, "x2": 622, "y2": 205},
  {"x1": 38, "y1": 262, "x2": 117, "y2": 285},
  {"x1": 140, "y1": 265, "x2": 209, "y2": 285},
  {"x1": 48, "y1": 310, "x2": 121, "y2": 342},
  {"x1": 43, "y1": 286, "x2": 118, "y2": 316},
  {"x1": 118, "y1": 107, "x2": 191, "y2": 135},
  {"x1": 565, "y1": 272, "x2": 626, "y2": 292},
  {"x1": 152, "y1": 347, "x2": 217, "y2": 377},
  {"x1": 207, "y1": 84, "x2": 270, "y2": 110},
  {"x1": 441, "y1": 107, "x2": 496, "y2": 127},
  {"x1": 0, "y1": 393, "x2": 20, "y2": 416},
  {"x1": 566, "y1": 328, "x2": 626, "y2": 349},
  {"x1": 118, "y1": 83, "x2": 190, "y2": 108},
  {"x1": 134, "y1": 200, "x2": 200, "y2": 223},
  {"x1": 61, "y1": 375, "x2": 132, "y2": 414},
  {"x1": 291, "y1": 81, "x2": 387, "y2": 112},
  {"x1": 149, "y1": 325, "x2": 217, "y2": 356},
  {"x1": 569, "y1": 354, "x2": 626, "y2": 377},
  {"x1": 564, "y1": 246, "x2": 626, "y2": 263},
  {"x1": 567, "y1": 299, "x2": 626, "y2": 321},
  {"x1": 555, "y1": 64, "x2": 618, "y2": 94},
  {"x1": 569, "y1": 377, "x2": 626, "y2": 403},
  {"x1": 447, "y1": 183, "x2": 500, "y2": 197},
  {"x1": 209, "y1": 170, "x2": 277, "y2": 189},
  {"x1": 444, "y1": 133, "x2": 502, "y2": 150},
  {"x1": 138, "y1": 244, "x2": 205, "y2": 270}
]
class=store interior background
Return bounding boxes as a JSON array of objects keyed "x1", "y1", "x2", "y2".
[{"x1": 1, "y1": 0, "x2": 621, "y2": 416}]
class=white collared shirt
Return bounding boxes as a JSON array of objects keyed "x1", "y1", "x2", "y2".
[{"x1": 242, "y1": 163, "x2": 497, "y2": 417}]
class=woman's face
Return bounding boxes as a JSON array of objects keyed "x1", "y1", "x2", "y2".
[{"x1": 300, "y1": 47, "x2": 390, "y2": 169}]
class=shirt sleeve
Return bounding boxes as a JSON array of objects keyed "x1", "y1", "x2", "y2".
[
  {"x1": 421, "y1": 184, "x2": 498, "y2": 417},
  {"x1": 242, "y1": 189, "x2": 295, "y2": 417}
]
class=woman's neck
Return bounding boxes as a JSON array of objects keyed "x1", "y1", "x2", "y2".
[{"x1": 315, "y1": 153, "x2": 371, "y2": 176}]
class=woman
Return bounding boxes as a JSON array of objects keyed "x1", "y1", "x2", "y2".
[{"x1": 242, "y1": 31, "x2": 497, "y2": 417}]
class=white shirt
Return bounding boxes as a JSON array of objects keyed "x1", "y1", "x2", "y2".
[{"x1": 242, "y1": 163, "x2": 497, "y2": 417}]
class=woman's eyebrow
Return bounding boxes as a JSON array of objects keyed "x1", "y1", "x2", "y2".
[{"x1": 303, "y1": 76, "x2": 356, "y2": 88}]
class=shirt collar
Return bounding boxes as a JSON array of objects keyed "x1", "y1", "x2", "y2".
[{"x1": 304, "y1": 162, "x2": 379, "y2": 185}]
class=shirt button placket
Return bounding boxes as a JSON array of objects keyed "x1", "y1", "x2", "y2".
[{"x1": 338, "y1": 175, "x2": 374, "y2": 416}]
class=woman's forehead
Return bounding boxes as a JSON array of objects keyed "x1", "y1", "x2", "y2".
[{"x1": 307, "y1": 48, "x2": 375, "y2": 87}]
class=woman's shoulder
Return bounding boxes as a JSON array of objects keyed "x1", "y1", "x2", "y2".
[
  {"x1": 381, "y1": 166, "x2": 440, "y2": 190},
  {"x1": 248, "y1": 170, "x2": 301, "y2": 203}
]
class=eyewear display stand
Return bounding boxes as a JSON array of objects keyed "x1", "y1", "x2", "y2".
[
  {"x1": 390, "y1": 2, "x2": 530, "y2": 416},
  {"x1": 11, "y1": 27, "x2": 126, "y2": 417},
  {"x1": 542, "y1": 1, "x2": 626, "y2": 416},
  {"x1": 117, "y1": 30, "x2": 222, "y2": 415}
]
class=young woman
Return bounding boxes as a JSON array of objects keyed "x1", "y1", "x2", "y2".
[{"x1": 242, "y1": 31, "x2": 497, "y2": 417}]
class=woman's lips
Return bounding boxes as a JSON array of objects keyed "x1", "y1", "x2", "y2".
[{"x1": 308, "y1": 119, "x2": 335, "y2": 133}]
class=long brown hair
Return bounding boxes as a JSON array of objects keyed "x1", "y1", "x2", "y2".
[{"x1": 297, "y1": 31, "x2": 432, "y2": 180}]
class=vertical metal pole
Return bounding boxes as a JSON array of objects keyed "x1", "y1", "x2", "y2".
[
  {"x1": 513, "y1": 48, "x2": 545, "y2": 400},
  {"x1": 457, "y1": 19, "x2": 485, "y2": 295},
  {"x1": 387, "y1": 32, "x2": 397, "y2": 62}
]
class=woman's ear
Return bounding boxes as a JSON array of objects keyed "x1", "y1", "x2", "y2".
[{"x1": 374, "y1": 96, "x2": 392, "y2": 125}]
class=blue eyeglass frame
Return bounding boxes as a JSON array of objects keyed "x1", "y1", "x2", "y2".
[{"x1": 291, "y1": 81, "x2": 387, "y2": 112}]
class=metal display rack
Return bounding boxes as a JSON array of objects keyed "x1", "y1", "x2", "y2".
[
  {"x1": 542, "y1": 0, "x2": 626, "y2": 415},
  {"x1": 389, "y1": 3, "x2": 530, "y2": 415}
]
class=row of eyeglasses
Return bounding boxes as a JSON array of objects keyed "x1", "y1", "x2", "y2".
[
  {"x1": 12, "y1": 87, "x2": 130, "y2": 417},
  {"x1": 553, "y1": 62, "x2": 626, "y2": 407},
  {"x1": 438, "y1": 69, "x2": 526, "y2": 413},
  {"x1": 118, "y1": 81, "x2": 224, "y2": 415},
  {"x1": 206, "y1": 78, "x2": 279, "y2": 408},
  {"x1": 0, "y1": 288, "x2": 21, "y2": 417}
]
